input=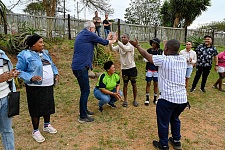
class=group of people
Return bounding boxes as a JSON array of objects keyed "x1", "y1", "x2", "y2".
[
  {"x1": 0, "y1": 33, "x2": 59, "y2": 148},
  {"x1": 93, "y1": 11, "x2": 112, "y2": 38},
  {"x1": 72, "y1": 20, "x2": 223, "y2": 150},
  {"x1": 0, "y1": 18, "x2": 224, "y2": 150}
]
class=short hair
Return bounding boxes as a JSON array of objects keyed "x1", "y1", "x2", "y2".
[
  {"x1": 123, "y1": 33, "x2": 130, "y2": 39},
  {"x1": 166, "y1": 39, "x2": 180, "y2": 53},
  {"x1": 104, "y1": 61, "x2": 113, "y2": 71},
  {"x1": 186, "y1": 41, "x2": 193, "y2": 45},
  {"x1": 204, "y1": 35, "x2": 212, "y2": 39},
  {"x1": 84, "y1": 21, "x2": 94, "y2": 29}
]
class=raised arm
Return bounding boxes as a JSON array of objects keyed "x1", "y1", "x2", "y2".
[{"x1": 129, "y1": 39, "x2": 153, "y2": 64}]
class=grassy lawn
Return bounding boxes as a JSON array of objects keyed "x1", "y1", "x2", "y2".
[{"x1": 1, "y1": 40, "x2": 225, "y2": 150}]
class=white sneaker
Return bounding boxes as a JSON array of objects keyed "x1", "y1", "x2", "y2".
[
  {"x1": 43, "y1": 124, "x2": 57, "y2": 133},
  {"x1": 32, "y1": 130, "x2": 45, "y2": 143}
]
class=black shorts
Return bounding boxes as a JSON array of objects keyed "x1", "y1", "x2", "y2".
[{"x1": 122, "y1": 67, "x2": 138, "y2": 83}]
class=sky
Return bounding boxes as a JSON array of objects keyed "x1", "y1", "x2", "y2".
[{"x1": 3, "y1": 0, "x2": 225, "y2": 29}]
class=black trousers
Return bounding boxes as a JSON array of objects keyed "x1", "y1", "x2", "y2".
[{"x1": 191, "y1": 66, "x2": 211, "y2": 89}]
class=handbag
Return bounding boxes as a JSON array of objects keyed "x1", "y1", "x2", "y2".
[{"x1": 7, "y1": 91, "x2": 20, "y2": 117}]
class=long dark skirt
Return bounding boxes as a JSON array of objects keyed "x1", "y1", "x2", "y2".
[{"x1": 25, "y1": 85, "x2": 55, "y2": 117}]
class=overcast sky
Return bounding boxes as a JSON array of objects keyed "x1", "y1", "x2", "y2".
[{"x1": 3, "y1": 0, "x2": 225, "y2": 29}]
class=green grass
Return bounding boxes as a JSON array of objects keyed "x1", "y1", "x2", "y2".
[{"x1": 1, "y1": 40, "x2": 225, "y2": 150}]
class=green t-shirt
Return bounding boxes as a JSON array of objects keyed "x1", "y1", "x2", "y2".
[{"x1": 96, "y1": 71, "x2": 120, "y2": 91}]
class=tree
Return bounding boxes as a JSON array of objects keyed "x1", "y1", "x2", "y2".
[
  {"x1": 200, "y1": 19, "x2": 225, "y2": 32},
  {"x1": 23, "y1": 1, "x2": 45, "y2": 16},
  {"x1": 160, "y1": 0, "x2": 174, "y2": 27},
  {"x1": 124, "y1": 0, "x2": 161, "y2": 26},
  {"x1": 0, "y1": 1, "x2": 7, "y2": 34},
  {"x1": 42, "y1": 0, "x2": 57, "y2": 17},
  {"x1": 161, "y1": 0, "x2": 211, "y2": 28},
  {"x1": 78, "y1": 0, "x2": 114, "y2": 14}
]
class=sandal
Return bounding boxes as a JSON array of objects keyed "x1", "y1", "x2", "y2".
[
  {"x1": 133, "y1": 101, "x2": 139, "y2": 107},
  {"x1": 219, "y1": 89, "x2": 225, "y2": 92},
  {"x1": 122, "y1": 101, "x2": 128, "y2": 107}
]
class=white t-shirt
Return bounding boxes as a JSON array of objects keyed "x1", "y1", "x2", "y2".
[
  {"x1": 28, "y1": 65, "x2": 54, "y2": 86},
  {"x1": 179, "y1": 49, "x2": 197, "y2": 68},
  {"x1": 153, "y1": 55, "x2": 187, "y2": 104},
  {"x1": 111, "y1": 41, "x2": 136, "y2": 69}
]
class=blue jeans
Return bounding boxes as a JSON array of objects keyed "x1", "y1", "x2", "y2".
[
  {"x1": 93, "y1": 88, "x2": 123, "y2": 107},
  {"x1": 0, "y1": 96, "x2": 15, "y2": 150},
  {"x1": 95, "y1": 26, "x2": 101, "y2": 37},
  {"x1": 104, "y1": 29, "x2": 110, "y2": 39},
  {"x1": 156, "y1": 99, "x2": 187, "y2": 147},
  {"x1": 73, "y1": 68, "x2": 90, "y2": 118}
]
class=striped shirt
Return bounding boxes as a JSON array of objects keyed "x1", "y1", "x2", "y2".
[{"x1": 153, "y1": 55, "x2": 187, "y2": 104}]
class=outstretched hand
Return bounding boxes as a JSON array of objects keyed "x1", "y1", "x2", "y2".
[{"x1": 129, "y1": 39, "x2": 139, "y2": 48}]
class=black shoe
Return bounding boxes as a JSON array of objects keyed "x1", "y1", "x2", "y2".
[
  {"x1": 190, "y1": 88, "x2": 195, "y2": 92},
  {"x1": 153, "y1": 140, "x2": 169, "y2": 150},
  {"x1": 169, "y1": 137, "x2": 182, "y2": 150},
  {"x1": 200, "y1": 88, "x2": 206, "y2": 93},
  {"x1": 108, "y1": 103, "x2": 117, "y2": 108},
  {"x1": 87, "y1": 110, "x2": 94, "y2": 116},
  {"x1": 144, "y1": 100, "x2": 150, "y2": 106},
  {"x1": 78, "y1": 116, "x2": 94, "y2": 123},
  {"x1": 153, "y1": 99, "x2": 158, "y2": 105},
  {"x1": 99, "y1": 106, "x2": 103, "y2": 112}
]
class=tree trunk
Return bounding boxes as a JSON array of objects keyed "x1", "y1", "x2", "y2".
[
  {"x1": 43, "y1": 0, "x2": 57, "y2": 37},
  {"x1": 43, "y1": 0, "x2": 57, "y2": 17},
  {"x1": 173, "y1": 17, "x2": 180, "y2": 28}
]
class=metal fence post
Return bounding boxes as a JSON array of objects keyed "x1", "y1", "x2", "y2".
[{"x1": 68, "y1": 14, "x2": 71, "y2": 40}]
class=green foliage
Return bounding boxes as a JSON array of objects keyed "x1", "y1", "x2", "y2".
[
  {"x1": 200, "y1": 20, "x2": 225, "y2": 32},
  {"x1": 93, "y1": 45, "x2": 112, "y2": 67},
  {"x1": 14, "y1": 77, "x2": 24, "y2": 89},
  {"x1": 187, "y1": 36, "x2": 204, "y2": 48},
  {"x1": 161, "y1": 0, "x2": 211, "y2": 27},
  {"x1": 124, "y1": 0, "x2": 161, "y2": 25},
  {"x1": 23, "y1": 1, "x2": 45, "y2": 16},
  {"x1": 6, "y1": 22, "x2": 37, "y2": 54},
  {"x1": 160, "y1": 0, "x2": 174, "y2": 27}
]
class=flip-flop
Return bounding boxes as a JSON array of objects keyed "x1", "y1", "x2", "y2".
[
  {"x1": 219, "y1": 89, "x2": 225, "y2": 92},
  {"x1": 122, "y1": 101, "x2": 128, "y2": 107},
  {"x1": 133, "y1": 101, "x2": 139, "y2": 107}
]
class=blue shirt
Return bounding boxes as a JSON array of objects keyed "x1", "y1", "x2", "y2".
[
  {"x1": 71, "y1": 28, "x2": 109, "y2": 70},
  {"x1": 16, "y1": 49, "x2": 59, "y2": 85}
]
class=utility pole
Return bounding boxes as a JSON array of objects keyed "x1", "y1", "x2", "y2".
[
  {"x1": 63, "y1": 0, "x2": 66, "y2": 18},
  {"x1": 77, "y1": 2, "x2": 79, "y2": 19}
]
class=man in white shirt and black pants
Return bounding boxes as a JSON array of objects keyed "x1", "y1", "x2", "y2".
[{"x1": 130, "y1": 39, "x2": 187, "y2": 150}]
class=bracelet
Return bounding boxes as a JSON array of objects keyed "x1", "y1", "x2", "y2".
[
  {"x1": 136, "y1": 44, "x2": 140, "y2": 47},
  {"x1": 215, "y1": 65, "x2": 218, "y2": 66}
]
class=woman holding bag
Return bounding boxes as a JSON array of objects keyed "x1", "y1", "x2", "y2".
[
  {"x1": 0, "y1": 49, "x2": 19, "y2": 150},
  {"x1": 16, "y1": 34, "x2": 59, "y2": 143}
]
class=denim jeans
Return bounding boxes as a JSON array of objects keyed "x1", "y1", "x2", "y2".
[
  {"x1": 95, "y1": 26, "x2": 101, "y2": 37},
  {"x1": 0, "y1": 96, "x2": 15, "y2": 150},
  {"x1": 104, "y1": 29, "x2": 110, "y2": 39},
  {"x1": 73, "y1": 68, "x2": 90, "y2": 118},
  {"x1": 93, "y1": 88, "x2": 123, "y2": 107},
  {"x1": 156, "y1": 99, "x2": 187, "y2": 147}
]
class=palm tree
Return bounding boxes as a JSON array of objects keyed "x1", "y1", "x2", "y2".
[
  {"x1": 0, "y1": 1, "x2": 7, "y2": 34},
  {"x1": 169, "y1": 0, "x2": 211, "y2": 28}
]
